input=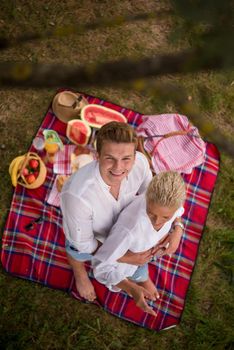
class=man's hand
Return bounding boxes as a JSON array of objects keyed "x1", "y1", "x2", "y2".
[{"x1": 118, "y1": 249, "x2": 153, "y2": 265}]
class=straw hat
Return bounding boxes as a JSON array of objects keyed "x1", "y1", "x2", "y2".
[{"x1": 52, "y1": 91, "x2": 89, "y2": 123}]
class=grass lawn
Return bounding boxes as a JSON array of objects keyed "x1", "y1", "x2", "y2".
[{"x1": 0, "y1": 1, "x2": 233, "y2": 349}]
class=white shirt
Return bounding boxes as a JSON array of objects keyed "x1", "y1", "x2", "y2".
[
  {"x1": 60, "y1": 152, "x2": 152, "y2": 253},
  {"x1": 92, "y1": 195, "x2": 184, "y2": 291}
]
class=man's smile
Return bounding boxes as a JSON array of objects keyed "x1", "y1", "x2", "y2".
[{"x1": 110, "y1": 170, "x2": 125, "y2": 176}]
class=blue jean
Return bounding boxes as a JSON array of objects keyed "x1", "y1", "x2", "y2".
[
  {"x1": 65, "y1": 239, "x2": 93, "y2": 261},
  {"x1": 128, "y1": 263, "x2": 149, "y2": 282}
]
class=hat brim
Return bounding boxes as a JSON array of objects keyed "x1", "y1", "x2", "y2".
[{"x1": 52, "y1": 91, "x2": 88, "y2": 123}]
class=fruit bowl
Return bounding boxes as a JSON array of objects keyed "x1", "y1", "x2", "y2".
[{"x1": 17, "y1": 152, "x2": 47, "y2": 189}]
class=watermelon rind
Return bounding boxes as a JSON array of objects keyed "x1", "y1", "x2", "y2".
[
  {"x1": 66, "y1": 119, "x2": 91, "y2": 146},
  {"x1": 81, "y1": 104, "x2": 127, "y2": 129}
]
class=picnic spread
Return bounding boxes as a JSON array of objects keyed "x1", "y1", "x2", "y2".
[{"x1": 1, "y1": 90, "x2": 220, "y2": 331}]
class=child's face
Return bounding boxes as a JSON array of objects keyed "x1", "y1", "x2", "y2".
[{"x1": 146, "y1": 201, "x2": 177, "y2": 231}]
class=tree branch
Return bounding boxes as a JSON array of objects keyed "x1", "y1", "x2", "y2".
[
  {"x1": 0, "y1": 49, "x2": 233, "y2": 157},
  {"x1": 0, "y1": 48, "x2": 229, "y2": 89},
  {"x1": 0, "y1": 10, "x2": 172, "y2": 50}
]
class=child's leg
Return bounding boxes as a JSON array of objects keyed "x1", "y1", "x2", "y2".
[
  {"x1": 128, "y1": 264, "x2": 149, "y2": 283},
  {"x1": 138, "y1": 279, "x2": 160, "y2": 299},
  {"x1": 129, "y1": 264, "x2": 160, "y2": 299}
]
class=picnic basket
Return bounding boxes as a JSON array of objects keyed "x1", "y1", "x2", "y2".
[{"x1": 17, "y1": 152, "x2": 47, "y2": 189}]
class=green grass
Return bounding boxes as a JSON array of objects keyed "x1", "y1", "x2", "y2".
[{"x1": 0, "y1": 1, "x2": 234, "y2": 349}]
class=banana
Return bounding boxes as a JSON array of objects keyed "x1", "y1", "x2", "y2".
[
  {"x1": 11, "y1": 159, "x2": 24, "y2": 187},
  {"x1": 9, "y1": 155, "x2": 26, "y2": 186},
  {"x1": 9, "y1": 157, "x2": 18, "y2": 176},
  {"x1": 9, "y1": 155, "x2": 24, "y2": 176}
]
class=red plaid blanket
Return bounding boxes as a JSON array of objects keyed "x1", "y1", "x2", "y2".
[{"x1": 1, "y1": 91, "x2": 220, "y2": 331}]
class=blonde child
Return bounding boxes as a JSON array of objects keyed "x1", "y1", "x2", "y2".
[{"x1": 93, "y1": 171, "x2": 186, "y2": 316}]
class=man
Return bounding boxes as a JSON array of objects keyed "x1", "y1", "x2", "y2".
[{"x1": 60, "y1": 121, "x2": 153, "y2": 301}]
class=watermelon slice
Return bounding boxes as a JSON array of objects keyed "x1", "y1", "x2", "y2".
[
  {"x1": 66, "y1": 119, "x2": 91, "y2": 146},
  {"x1": 81, "y1": 104, "x2": 127, "y2": 128}
]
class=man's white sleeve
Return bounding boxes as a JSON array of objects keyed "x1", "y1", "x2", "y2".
[{"x1": 60, "y1": 192, "x2": 98, "y2": 253}]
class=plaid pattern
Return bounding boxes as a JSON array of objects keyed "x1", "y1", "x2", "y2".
[
  {"x1": 53, "y1": 144, "x2": 76, "y2": 174},
  {"x1": 46, "y1": 145, "x2": 77, "y2": 207},
  {"x1": 1, "y1": 91, "x2": 220, "y2": 331},
  {"x1": 46, "y1": 175, "x2": 61, "y2": 207}
]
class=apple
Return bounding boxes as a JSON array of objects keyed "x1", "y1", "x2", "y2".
[
  {"x1": 22, "y1": 167, "x2": 29, "y2": 176},
  {"x1": 29, "y1": 159, "x2": 39, "y2": 170},
  {"x1": 26, "y1": 174, "x2": 36, "y2": 184},
  {"x1": 34, "y1": 171, "x2": 39, "y2": 179}
]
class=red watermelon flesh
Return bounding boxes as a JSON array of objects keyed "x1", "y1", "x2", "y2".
[
  {"x1": 66, "y1": 120, "x2": 91, "y2": 146},
  {"x1": 81, "y1": 104, "x2": 127, "y2": 128}
]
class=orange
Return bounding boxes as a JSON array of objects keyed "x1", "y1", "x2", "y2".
[{"x1": 44, "y1": 142, "x2": 59, "y2": 154}]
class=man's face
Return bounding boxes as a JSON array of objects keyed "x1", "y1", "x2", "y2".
[
  {"x1": 146, "y1": 201, "x2": 176, "y2": 231},
  {"x1": 97, "y1": 141, "x2": 135, "y2": 186}
]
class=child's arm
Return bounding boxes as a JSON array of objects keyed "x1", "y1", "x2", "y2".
[
  {"x1": 160, "y1": 217, "x2": 184, "y2": 255},
  {"x1": 116, "y1": 279, "x2": 157, "y2": 316}
]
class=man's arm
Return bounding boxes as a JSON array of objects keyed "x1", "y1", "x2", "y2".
[
  {"x1": 118, "y1": 249, "x2": 153, "y2": 265},
  {"x1": 60, "y1": 192, "x2": 98, "y2": 253},
  {"x1": 157, "y1": 217, "x2": 184, "y2": 256}
]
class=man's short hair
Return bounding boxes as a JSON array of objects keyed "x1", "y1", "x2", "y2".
[
  {"x1": 146, "y1": 171, "x2": 186, "y2": 209},
  {"x1": 96, "y1": 121, "x2": 138, "y2": 154}
]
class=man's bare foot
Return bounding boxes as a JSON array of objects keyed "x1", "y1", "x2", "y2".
[
  {"x1": 138, "y1": 278, "x2": 160, "y2": 300},
  {"x1": 75, "y1": 272, "x2": 96, "y2": 302},
  {"x1": 67, "y1": 254, "x2": 96, "y2": 302}
]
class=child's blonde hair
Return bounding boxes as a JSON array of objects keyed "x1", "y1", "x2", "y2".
[
  {"x1": 96, "y1": 121, "x2": 138, "y2": 154},
  {"x1": 146, "y1": 171, "x2": 186, "y2": 209}
]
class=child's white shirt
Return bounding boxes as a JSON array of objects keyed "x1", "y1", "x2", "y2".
[{"x1": 93, "y1": 194, "x2": 184, "y2": 291}]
